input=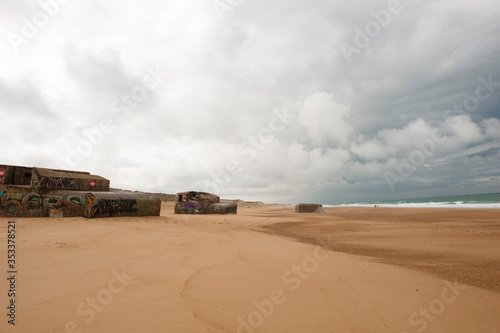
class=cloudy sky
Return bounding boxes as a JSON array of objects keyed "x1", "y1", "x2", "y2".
[{"x1": 1, "y1": 0, "x2": 499, "y2": 204}]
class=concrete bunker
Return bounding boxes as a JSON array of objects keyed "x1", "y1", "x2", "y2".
[
  {"x1": 175, "y1": 191, "x2": 237, "y2": 214},
  {"x1": 0, "y1": 164, "x2": 161, "y2": 218},
  {"x1": 295, "y1": 203, "x2": 325, "y2": 213}
]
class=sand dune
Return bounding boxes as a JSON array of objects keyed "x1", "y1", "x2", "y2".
[{"x1": 1, "y1": 203, "x2": 499, "y2": 332}]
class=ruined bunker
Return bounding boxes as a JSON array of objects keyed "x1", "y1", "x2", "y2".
[
  {"x1": 175, "y1": 191, "x2": 237, "y2": 214},
  {"x1": 295, "y1": 203, "x2": 325, "y2": 213},
  {"x1": 0, "y1": 164, "x2": 161, "y2": 218}
]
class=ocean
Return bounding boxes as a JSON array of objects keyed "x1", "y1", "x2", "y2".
[{"x1": 327, "y1": 192, "x2": 500, "y2": 209}]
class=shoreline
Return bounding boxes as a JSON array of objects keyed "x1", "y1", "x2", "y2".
[{"x1": 325, "y1": 204, "x2": 500, "y2": 209}]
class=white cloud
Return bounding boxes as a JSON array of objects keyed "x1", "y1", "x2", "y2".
[
  {"x1": 482, "y1": 118, "x2": 500, "y2": 139},
  {"x1": 298, "y1": 92, "x2": 353, "y2": 146},
  {"x1": 379, "y1": 118, "x2": 436, "y2": 152},
  {"x1": 286, "y1": 142, "x2": 309, "y2": 169},
  {"x1": 351, "y1": 140, "x2": 388, "y2": 160},
  {"x1": 442, "y1": 115, "x2": 483, "y2": 146}
]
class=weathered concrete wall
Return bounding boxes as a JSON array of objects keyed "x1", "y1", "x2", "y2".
[
  {"x1": 0, "y1": 165, "x2": 32, "y2": 186},
  {"x1": 0, "y1": 188, "x2": 161, "y2": 218},
  {"x1": 176, "y1": 191, "x2": 220, "y2": 204},
  {"x1": 0, "y1": 164, "x2": 159, "y2": 218},
  {"x1": 0, "y1": 185, "x2": 37, "y2": 217},
  {"x1": 209, "y1": 201, "x2": 237, "y2": 214},
  {"x1": 32, "y1": 168, "x2": 110, "y2": 191},
  {"x1": 174, "y1": 200, "x2": 237, "y2": 214},
  {"x1": 174, "y1": 191, "x2": 237, "y2": 214},
  {"x1": 84, "y1": 192, "x2": 161, "y2": 218},
  {"x1": 295, "y1": 203, "x2": 325, "y2": 213},
  {"x1": 43, "y1": 191, "x2": 87, "y2": 217},
  {"x1": 0, "y1": 165, "x2": 110, "y2": 191},
  {"x1": 0, "y1": 187, "x2": 86, "y2": 217}
]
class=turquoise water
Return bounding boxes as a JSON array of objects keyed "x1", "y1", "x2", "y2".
[{"x1": 328, "y1": 192, "x2": 500, "y2": 209}]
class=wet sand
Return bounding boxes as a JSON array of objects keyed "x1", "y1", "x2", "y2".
[
  {"x1": 0, "y1": 203, "x2": 499, "y2": 332},
  {"x1": 262, "y1": 206, "x2": 500, "y2": 293}
]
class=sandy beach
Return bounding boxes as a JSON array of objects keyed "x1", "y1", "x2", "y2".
[{"x1": 1, "y1": 202, "x2": 499, "y2": 333}]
